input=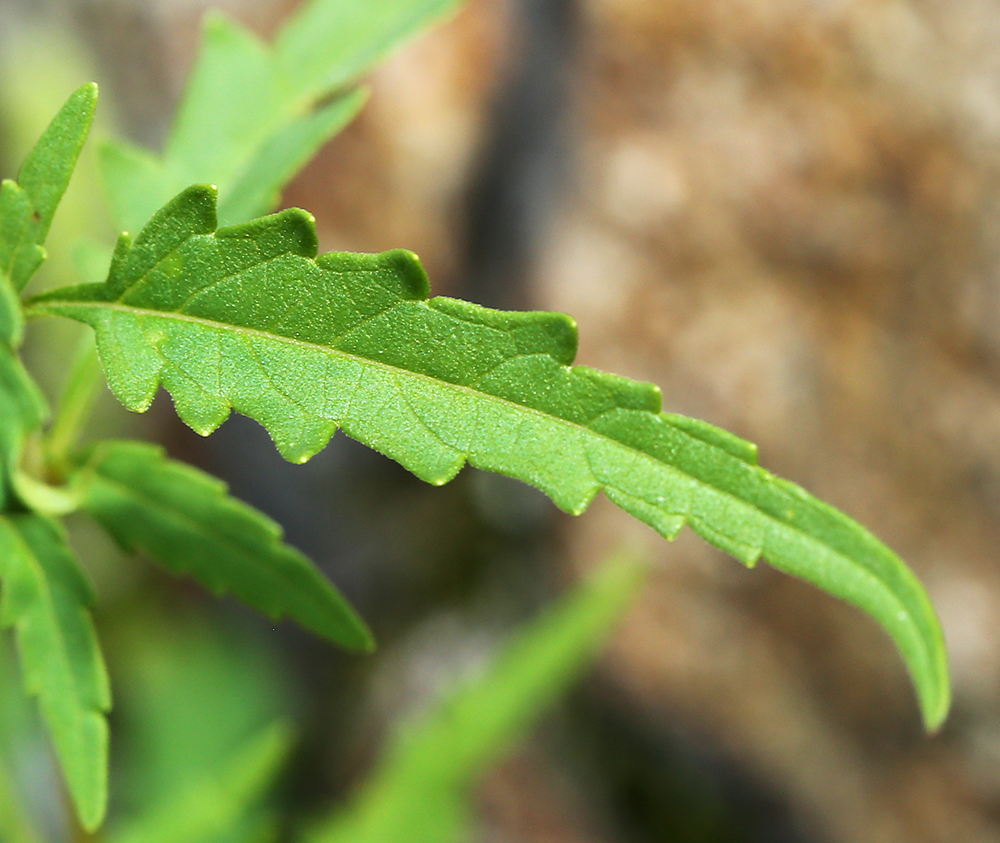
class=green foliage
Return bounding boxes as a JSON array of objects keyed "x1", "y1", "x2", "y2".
[
  {"x1": 311, "y1": 553, "x2": 649, "y2": 843},
  {"x1": 109, "y1": 608, "x2": 293, "y2": 819},
  {"x1": 77, "y1": 440, "x2": 372, "y2": 650},
  {"x1": 0, "y1": 347, "x2": 46, "y2": 512},
  {"x1": 0, "y1": 0, "x2": 460, "y2": 821},
  {"x1": 0, "y1": 84, "x2": 95, "y2": 512},
  {"x1": 0, "y1": 84, "x2": 109, "y2": 830},
  {"x1": 30, "y1": 183, "x2": 950, "y2": 731},
  {"x1": 100, "y1": 0, "x2": 460, "y2": 233},
  {"x1": 0, "y1": 0, "x2": 955, "y2": 836},
  {"x1": 0, "y1": 513, "x2": 110, "y2": 831},
  {"x1": 0, "y1": 83, "x2": 96, "y2": 295}
]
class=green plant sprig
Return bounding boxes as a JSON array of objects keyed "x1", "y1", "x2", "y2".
[
  {"x1": 28, "y1": 181, "x2": 950, "y2": 733},
  {"x1": 0, "y1": 0, "x2": 953, "y2": 834}
]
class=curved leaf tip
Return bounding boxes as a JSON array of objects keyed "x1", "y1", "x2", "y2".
[{"x1": 29, "y1": 184, "x2": 951, "y2": 731}]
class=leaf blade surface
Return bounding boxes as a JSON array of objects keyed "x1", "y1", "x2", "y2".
[
  {"x1": 0, "y1": 513, "x2": 110, "y2": 831},
  {"x1": 101, "y1": 0, "x2": 460, "y2": 234},
  {"x1": 29, "y1": 185, "x2": 950, "y2": 730},
  {"x1": 75, "y1": 440, "x2": 372, "y2": 650},
  {"x1": 275, "y1": 0, "x2": 461, "y2": 102}
]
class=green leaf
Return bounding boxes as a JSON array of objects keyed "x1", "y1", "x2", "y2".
[
  {"x1": 216, "y1": 89, "x2": 367, "y2": 228},
  {"x1": 0, "y1": 83, "x2": 97, "y2": 293},
  {"x1": 101, "y1": 0, "x2": 458, "y2": 234},
  {"x1": 0, "y1": 84, "x2": 94, "y2": 506},
  {"x1": 0, "y1": 513, "x2": 111, "y2": 832},
  {"x1": 106, "y1": 720, "x2": 291, "y2": 843},
  {"x1": 74, "y1": 440, "x2": 372, "y2": 651},
  {"x1": 310, "y1": 553, "x2": 648, "y2": 843},
  {"x1": 0, "y1": 344, "x2": 47, "y2": 511},
  {"x1": 28, "y1": 185, "x2": 951, "y2": 731}
]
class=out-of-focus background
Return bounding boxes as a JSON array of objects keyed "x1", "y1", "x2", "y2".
[{"x1": 2, "y1": 0, "x2": 1000, "y2": 840}]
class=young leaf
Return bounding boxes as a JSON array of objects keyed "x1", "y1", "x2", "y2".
[
  {"x1": 28, "y1": 185, "x2": 951, "y2": 731},
  {"x1": 0, "y1": 514, "x2": 111, "y2": 832},
  {"x1": 216, "y1": 89, "x2": 367, "y2": 228},
  {"x1": 74, "y1": 440, "x2": 373, "y2": 651},
  {"x1": 274, "y1": 0, "x2": 461, "y2": 103},
  {"x1": 0, "y1": 84, "x2": 95, "y2": 506},
  {"x1": 0, "y1": 83, "x2": 97, "y2": 293},
  {"x1": 309, "y1": 553, "x2": 648, "y2": 843},
  {"x1": 106, "y1": 720, "x2": 291, "y2": 843},
  {"x1": 100, "y1": 0, "x2": 458, "y2": 233}
]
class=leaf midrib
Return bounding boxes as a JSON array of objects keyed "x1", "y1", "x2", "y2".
[
  {"x1": 33, "y1": 296, "x2": 944, "y2": 723},
  {"x1": 38, "y1": 299, "x2": 918, "y2": 585}
]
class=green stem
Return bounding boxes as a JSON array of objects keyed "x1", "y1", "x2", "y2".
[{"x1": 45, "y1": 336, "x2": 102, "y2": 474}]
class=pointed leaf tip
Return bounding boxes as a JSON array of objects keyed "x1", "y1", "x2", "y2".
[
  {"x1": 29, "y1": 185, "x2": 951, "y2": 730},
  {"x1": 2, "y1": 81, "x2": 98, "y2": 292}
]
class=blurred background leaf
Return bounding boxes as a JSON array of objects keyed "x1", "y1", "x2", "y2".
[{"x1": 310, "y1": 552, "x2": 648, "y2": 843}]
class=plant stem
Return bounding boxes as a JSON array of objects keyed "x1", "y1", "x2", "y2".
[{"x1": 45, "y1": 336, "x2": 102, "y2": 474}]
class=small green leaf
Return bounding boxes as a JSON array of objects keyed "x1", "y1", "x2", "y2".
[
  {"x1": 0, "y1": 84, "x2": 94, "y2": 506},
  {"x1": 310, "y1": 553, "x2": 647, "y2": 843},
  {"x1": 28, "y1": 185, "x2": 951, "y2": 730},
  {"x1": 0, "y1": 513, "x2": 111, "y2": 832},
  {"x1": 75, "y1": 440, "x2": 372, "y2": 651},
  {"x1": 0, "y1": 83, "x2": 97, "y2": 293},
  {"x1": 101, "y1": 0, "x2": 458, "y2": 234},
  {"x1": 106, "y1": 720, "x2": 291, "y2": 843}
]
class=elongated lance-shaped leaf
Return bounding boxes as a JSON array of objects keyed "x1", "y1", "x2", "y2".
[
  {"x1": 0, "y1": 514, "x2": 111, "y2": 832},
  {"x1": 28, "y1": 185, "x2": 951, "y2": 731},
  {"x1": 0, "y1": 84, "x2": 94, "y2": 504},
  {"x1": 100, "y1": 0, "x2": 457, "y2": 233},
  {"x1": 274, "y1": 0, "x2": 461, "y2": 103},
  {"x1": 311, "y1": 553, "x2": 648, "y2": 843},
  {"x1": 74, "y1": 440, "x2": 372, "y2": 651},
  {"x1": 0, "y1": 83, "x2": 97, "y2": 293}
]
